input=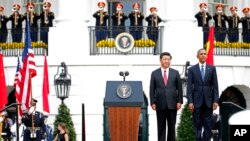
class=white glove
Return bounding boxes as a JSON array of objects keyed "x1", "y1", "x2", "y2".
[
  {"x1": 0, "y1": 117, "x2": 3, "y2": 122},
  {"x1": 29, "y1": 106, "x2": 35, "y2": 114}
]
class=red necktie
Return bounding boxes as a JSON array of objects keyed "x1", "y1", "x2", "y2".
[{"x1": 163, "y1": 70, "x2": 168, "y2": 85}]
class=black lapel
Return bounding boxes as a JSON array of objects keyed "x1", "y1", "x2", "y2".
[
  {"x1": 166, "y1": 68, "x2": 173, "y2": 87},
  {"x1": 195, "y1": 64, "x2": 203, "y2": 82},
  {"x1": 204, "y1": 65, "x2": 211, "y2": 82},
  {"x1": 156, "y1": 68, "x2": 165, "y2": 86}
]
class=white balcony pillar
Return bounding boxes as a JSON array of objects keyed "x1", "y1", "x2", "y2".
[
  {"x1": 49, "y1": 0, "x2": 90, "y2": 63},
  {"x1": 55, "y1": 0, "x2": 89, "y2": 27}
]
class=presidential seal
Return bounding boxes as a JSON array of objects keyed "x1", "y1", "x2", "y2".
[
  {"x1": 115, "y1": 32, "x2": 135, "y2": 53},
  {"x1": 117, "y1": 83, "x2": 132, "y2": 99}
]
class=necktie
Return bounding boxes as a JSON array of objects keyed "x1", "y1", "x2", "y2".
[
  {"x1": 163, "y1": 70, "x2": 168, "y2": 85},
  {"x1": 201, "y1": 65, "x2": 205, "y2": 81}
]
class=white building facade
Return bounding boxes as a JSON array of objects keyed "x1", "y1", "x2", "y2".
[{"x1": 1, "y1": 0, "x2": 250, "y2": 140}]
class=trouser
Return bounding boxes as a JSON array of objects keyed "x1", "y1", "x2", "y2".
[
  {"x1": 95, "y1": 27, "x2": 108, "y2": 43},
  {"x1": 193, "y1": 103, "x2": 213, "y2": 141},
  {"x1": 11, "y1": 29, "x2": 23, "y2": 42},
  {"x1": 214, "y1": 28, "x2": 226, "y2": 42},
  {"x1": 30, "y1": 28, "x2": 38, "y2": 42},
  {"x1": 40, "y1": 27, "x2": 49, "y2": 44},
  {"x1": 156, "y1": 107, "x2": 177, "y2": 141},
  {"x1": 227, "y1": 28, "x2": 239, "y2": 42},
  {"x1": 0, "y1": 30, "x2": 8, "y2": 43}
]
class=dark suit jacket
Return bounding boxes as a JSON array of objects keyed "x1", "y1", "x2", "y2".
[
  {"x1": 150, "y1": 67, "x2": 183, "y2": 110},
  {"x1": 187, "y1": 64, "x2": 219, "y2": 108}
]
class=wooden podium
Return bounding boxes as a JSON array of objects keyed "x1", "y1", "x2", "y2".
[{"x1": 104, "y1": 81, "x2": 144, "y2": 141}]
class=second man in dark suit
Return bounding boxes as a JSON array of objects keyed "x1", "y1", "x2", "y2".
[
  {"x1": 213, "y1": 4, "x2": 228, "y2": 42},
  {"x1": 150, "y1": 52, "x2": 183, "y2": 141},
  {"x1": 40, "y1": 1, "x2": 54, "y2": 44},
  {"x1": 129, "y1": 2, "x2": 144, "y2": 40},
  {"x1": 187, "y1": 48, "x2": 219, "y2": 141},
  {"x1": 9, "y1": 3, "x2": 25, "y2": 42},
  {"x1": 24, "y1": 2, "x2": 40, "y2": 42}
]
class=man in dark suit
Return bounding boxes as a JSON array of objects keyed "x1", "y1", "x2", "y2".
[
  {"x1": 93, "y1": 2, "x2": 109, "y2": 43},
  {"x1": 40, "y1": 1, "x2": 54, "y2": 44},
  {"x1": 22, "y1": 99, "x2": 46, "y2": 141},
  {"x1": 213, "y1": 4, "x2": 228, "y2": 42},
  {"x1": 227, "y1": 6, "x2": 240, "y2": 43},
  {"x1": 0, "y1": 5, "x2": 9, "y2": 43},
  {"x1": 111, "y1": 3, "x2": 128, "y2": 38},
  {"x1": 150, "y1": 52, "x2": 183, "y2": 141},
  {"x1": 146, "y1": 7, "x2": 162, "y2": 44},
  {"x1": 187, "y1": 48, "x2": 219, "y2": 141},
  {"x1": 240, "y1": 7, "x2": 250, "y2": 43},
  {"x1": 9, "y1": 3, "x2": 25, "y2": 42},
  {"x1": 24, "y1": 2, "x2": 40, "y2": 42},
  {"x1": 129, "y1": 2, "x2": 144, "y2": 40},
  {"x1": 194, "y1": 3, "x2": 212, "y2": 44}
]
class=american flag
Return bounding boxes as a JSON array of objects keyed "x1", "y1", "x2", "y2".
[
  {"x1": 13, "y1": 56, "x2": 20, "y2": 88},
  {"x1": 15, "y1": 19, "x2": 37, "y2": 114}
]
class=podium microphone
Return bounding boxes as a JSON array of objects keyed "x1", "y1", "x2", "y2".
[
  {"x1": 119, "y1": 71, "x2": 124, "y2": 76},
  {"x1": 124, "y1": 71, "x2": 129, "y2": 76},
  {"x1": 119, "y1": 71, "x2": 129, "y2": 81}
]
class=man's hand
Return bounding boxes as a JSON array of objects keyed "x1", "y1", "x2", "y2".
[
  {"x1": 151, "y1": 104, "x2": 156, "y2": 111},
  {"x1": 28, "y1": 106, "x2": 35, "y2": 114},
  {"x1": 176, "y1": 103, "x2": 182, "y2": 110},
  {"x1": 213, "y1": 102, "x2": 218, "y2": 110},
  {"x1": 188, "y1": 103, "x2": 194, "y2": 112}
]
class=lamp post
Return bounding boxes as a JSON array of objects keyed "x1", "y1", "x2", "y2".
[
  {"x1": 54, "y1": 62, "x2": 71, "y2": 104},
  {"x1": 182, "y1": 61, "x2": 190, "y2": 97}
]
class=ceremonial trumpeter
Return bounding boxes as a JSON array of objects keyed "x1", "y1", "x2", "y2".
[
  {"x1": 22, "y1": 99, "x2": 46, "y2": 141},
  {"x1": 213, "y1": 4, "x2": 228, "y2": 42},
  {"x1": 111, "y1": 3, "x2": 128, "y2": 38},
  {"x1": 9, "y1": 3, "x2": 25, "y2": 42},
  {"x1": 93, "y1": 1, "x2": 109, "y2": 42},
  {"x1": 0, "y1": 5, "x2": 9, "y2": 43},
  {"x1": 129, "y1": 2, "x2": 144, "y2": 40},
  {"x1": 195, "y1": 3, "x2": 212, "y2": 44},
  {"x1": 227, "y1": 6, "x2": 240, "y2": 43},
  {"x1": 145, "y1": 7, "x2": 162, "y2": 46},
  {"x1": 240, "y1": 7, "x2": 250, "y2": 43},
  {"x1": 40, "y1": 1, "x2": 54, "y2": 44},
  {"x1": 24, "y1": 2, "x2": 40, "y2": 42}
]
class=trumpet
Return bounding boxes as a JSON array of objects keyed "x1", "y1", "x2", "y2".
[
  {"x1": 100, "y1": 10, "x2": 104, "y2": 25},
  {"x1": 0, "y1": 16, "x2": 2, "y2": 29},
  {"x1": 43, "y1": 5, "x2": 48, "y2": 10},
  {"x1": 44, "y1": 10, "x2": 49, "y2": 24},
  {"x1": 135, "y1": 11, "x2": 138, "y2": 26},
  {"x1": 233, "y1": 14, "x2": 238, "y2": 28},
  {"x1": 14, "y1": 12, "x2": 18, "y2": 28},
  {"x1": 29, "y1": 12, "x2": 34, "y2": 24},
  {"x1": 118, "y1": 11, "x2": 121, "y2": 26},
  {"x1": 218, "y1": 13, "x2": 222, "y2": 27},
  {"x1": 152, "y1": 13, "x2": 158, "y2": 27},
  {"x1": 202, "y1": 11, "x2": 207, "y2": 25}
]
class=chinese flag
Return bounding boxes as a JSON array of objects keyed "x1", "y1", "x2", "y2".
[
  {"x1": 206, "y1": 26, "x2": 214, "y2": 65},
  {"x1": 0, "y1": 53, "x2": 8, "y2": 110},
  {"x1": 42, "y1": 55, "x2": 50, "y2": 113}
]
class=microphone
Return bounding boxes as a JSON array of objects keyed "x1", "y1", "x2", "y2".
[
  {"x1": 124, "y1": 71, "x2": 129, "y2": 76},
  {"x1": 119, "y1": 71, "x2": 129, "y2": 81},
  {"x1": 119, "y1": 71, "x2": 124, "y2": 76}
]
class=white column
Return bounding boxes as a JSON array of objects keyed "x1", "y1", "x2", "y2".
[
  {"x1": 56, "y1": 0, "x2": 90, "y2": 27},
  {"x1": 49, "y1": 0, "x2": 90, "y2": 64}
]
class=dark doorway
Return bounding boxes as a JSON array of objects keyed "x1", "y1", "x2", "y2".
[{"x1": 219, "y1": 86, "x2": 246, "y2": 109}]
